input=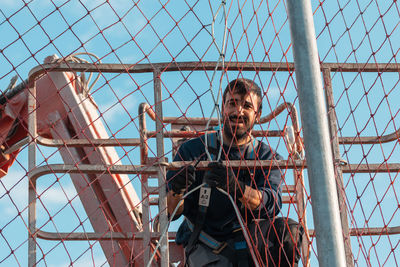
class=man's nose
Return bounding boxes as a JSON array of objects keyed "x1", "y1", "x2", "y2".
[{"x1": 236, "y1": 104, "x2": 244, "y2": 114}]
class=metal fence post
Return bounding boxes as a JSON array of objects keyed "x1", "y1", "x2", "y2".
[
  {"x1": 323, "y1": 68, "x2": 355, "y2": 267},
  {"x1": 28, "y1": 79, "x2": 37, "y2": 267},
  {"x1": 286, "y1": 1, "x2": 347, "y2": 266},
  {"x1": 153, "y1": 69, "x2": 169, "y2": 267}
]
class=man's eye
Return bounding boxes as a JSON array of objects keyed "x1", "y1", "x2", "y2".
[{"x1": 244, "y1": 103, "x2": 252, "y2": 109}]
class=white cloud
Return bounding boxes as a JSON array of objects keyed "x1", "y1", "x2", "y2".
[
  {"x1": 0, "y1": 0, "x2": 23, "y2": 8},
  {"x1": 76, "y1": 26, "x2": 100, "y2": 47},
  {"x1": 72, "y1": 256, "x2": 108, "y2": 267},
  {"x1": 0, "y1": 170, "x2": 81, "y2": 218},
  {"x1": 36, "y1": 182, "x2": 78, "y2": 205},
  {"x1": 99, "y1": 95, "x2": 137, "y2": 124},
  {"x1": 264, "y1": 86, "x2": 282, "y2": 100},
  {"x1": 49, "y1": 253, "x2": 108, "y2": 267},
  {"x1": 1, "y1": 0, "x2": 62, "y2": 10},
  {"x1": 120, "y1": 54, "x2": 139, "y2": 63},
  {"x1": 0, "y1": 170, "x2": 28, "y2": 216},
  {"x1": 77, "y1": 0, "x2": 147, "y2": 37}
]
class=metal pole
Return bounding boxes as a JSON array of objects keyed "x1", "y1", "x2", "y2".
[
  {"x1": 323, "y1": 68, "x2": 355, "y2": 267},
  {"x1": 139, "y1": 103, "x2": 151, "y2": 265},
  {"x1": 286, "y1": 1, "x2": 347, "y2": 266},
  {"x1": 153, "y1": 69, "x2": 169, "y2": 267},
  {"x1": 28, "y1": 80, "x2": 37, "y2": 267}
]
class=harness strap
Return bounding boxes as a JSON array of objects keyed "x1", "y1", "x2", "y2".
[
  {"x1": 207, "y1": 132, "x2": 218, "y2": 160},
  {"x1": 186, "y1": 219, "x2": 223, "y2": 250},
  {"x1": 185, "y1": 132, "x2": 259, "y2": 265},
  {"x1": 186, "y1": 133, "x2": 217, "y2": 254},
  {"x1": 186, "y1": 204, "x2": 208, "y2": 254},
  {"x1": 247, "y1": 137, "x2": 258, "y2": 160}
]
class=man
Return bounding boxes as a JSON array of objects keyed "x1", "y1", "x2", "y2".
[{"x1": 167, "y1": 78, "x2": 303, "y2": 266}]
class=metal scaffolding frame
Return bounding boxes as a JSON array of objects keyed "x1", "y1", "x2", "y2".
[{"x1": 26, "y1": 61, "x2": 400, "y2": 266}]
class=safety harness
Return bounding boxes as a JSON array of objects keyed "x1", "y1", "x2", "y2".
[{"x1": 185, "y1": 132, "x2": 259, "y2": 266}]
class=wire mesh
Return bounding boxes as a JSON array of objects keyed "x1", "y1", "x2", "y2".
[{"x1": 0, "y1": 0, "x2": 399, "y2": 266}]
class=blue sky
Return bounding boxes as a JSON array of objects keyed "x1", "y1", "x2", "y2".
[{"x1": 0, "y1": 0, "x2": 400, "y2": 266}]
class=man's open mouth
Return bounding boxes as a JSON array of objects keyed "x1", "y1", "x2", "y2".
[{"x1": 229, "y1": 115, "x2": 247, "y2": 125}]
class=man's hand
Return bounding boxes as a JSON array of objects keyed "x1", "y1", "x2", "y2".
[
  {"x1": 204, "y1": 161, "x2": 246, "y2": 195},
  {"x1": 170, "y1": 165, "x2": 195, "y2": 195}
]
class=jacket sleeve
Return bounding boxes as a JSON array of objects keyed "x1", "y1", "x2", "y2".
[
  {"x1": 166, "y1": 141, "x2": 193, "y2": 192},
  {"x1": 254, "y1": 149, "x2": 284, "y2": 218}
]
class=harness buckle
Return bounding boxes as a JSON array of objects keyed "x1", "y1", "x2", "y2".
[{"x1": 212, "y1": 242, "x2": 228, "y2": 255}]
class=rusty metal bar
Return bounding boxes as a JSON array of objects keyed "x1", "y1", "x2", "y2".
[
  {"x1": 37, "y1": 224, "x2": 400, "y2": 240},
  {"x1": 35, "y1": 130, "x2": 283, "y2": 148},
  {"x1": 307, "y1": 226, "x2": 400, "y2": 237},
  {"x1": 342, "y1": 163, "x2": 400, "y2": 173},
  {"x1": 139, "y1": 102, "x2": 151, "y2": 264},
  {"x1": 29, "y1": 125, "x2": 400, "y2": 151},
  {"x1": 35, "y1": 223, "x2": 400, "y2": 241},
  {"x1": 323, "y1": 68, "x2": 354, "y2": 267},
  {"x1": 146, "y1": 130, "x2": 283, "y2": 138},
  {"x1": 140, "y1": 101, "x2": 286, "y2": 127},
  {"x1": 339, "y1": 130, "x2": 400, "y2": 144},
  {"x1": 28, "y1": 62, "x2": 400, "y2": 79},
  {"x1": 153, "y1": 69, "x2": 169, "y2": 267},
  {"x1": 29, "y1": 164, "x2": 159, "y2": 182},
  {"x1": 294, "y1": 166, "x2": 310, "y2": 266},
  {"x1": 27, "y1": 162, "x2": 304, "y2": 183},
  {"x1": 349, "y1": 226, "x2": 400, "y2": 236},
  {"x1": 36, "y1": 136, "x2": 142, "y2": 147},
  {"x1": 285, "y1": 127, "x2": 310, "y2": 266},
  {"x1": 167, "y1": 161, "x2": 400, "y2": 174},
  {"x1": 259, "y1": 102, "x2": 302, "y2": 153},
  {"x1": 27, "y1": 161, "x2": 400, "y2": 182},
  {"x1": 36, "y1": 230, "x2": 178, "y2": 241},
  {"x1": 28, "y1": 74, "x2": 37, "y2": 267}
]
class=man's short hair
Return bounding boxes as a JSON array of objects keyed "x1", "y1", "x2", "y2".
[{"x1": 222, "y1": 78, "x2": 263, "y2": 111}]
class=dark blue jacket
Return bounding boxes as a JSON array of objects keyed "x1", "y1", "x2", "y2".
[{"x1": 167, "y1": 133, "x2": 283, "y2": 242}]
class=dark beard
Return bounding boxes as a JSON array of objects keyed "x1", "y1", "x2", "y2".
[
  {"x1": 224, "y1": 124, "x2": 247, "y2": 141},
  {"x1": 223, "y1": 116, "x2": 250, "y2": 143}
]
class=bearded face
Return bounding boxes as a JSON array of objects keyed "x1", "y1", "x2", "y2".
[{"x1": 222, "y1": 91, "x2": 260, "y2": 144}]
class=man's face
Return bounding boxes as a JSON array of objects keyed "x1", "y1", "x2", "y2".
[{"x1": 222, "y1": 91, "x2": 261, "y2": 143}]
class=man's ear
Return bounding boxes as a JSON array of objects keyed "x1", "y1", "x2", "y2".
[
  {"x1": 255, "y1": 105, "x2": 262, "y2": 123},
  {"x1": 256, "y1": 113, "x2": 261, "y2": 124}
]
